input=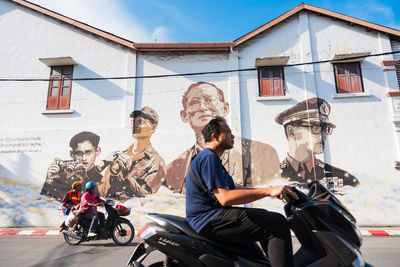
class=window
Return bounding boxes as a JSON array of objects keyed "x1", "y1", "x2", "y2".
[
  {"x1": 334, "y1": 63, "x2": 363, "y2": 93},
  {"x1": 46, "y1": 65, "x2": 73, "y2": 110},
  {"x1": 258, "y1": 66, "x2": 285, "y2": 96}
]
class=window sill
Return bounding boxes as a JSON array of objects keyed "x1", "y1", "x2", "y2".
[
  {"x1": 256, "y1": 95, "x2": 291, "y2": 101},
  {"x1": 332, "y1": 92, "x2": 371, "y2": 99},
  {"x1": 42, "y1": 109, "x2": 75, "y2": 115}
]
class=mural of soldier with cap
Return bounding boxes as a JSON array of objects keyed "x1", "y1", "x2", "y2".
[
  {"x1": 97, "y1": 106, "x2": 165, "y2": 199},
  {"x1": 275, "y1": 97, "x2": 359, "y2": 189}
]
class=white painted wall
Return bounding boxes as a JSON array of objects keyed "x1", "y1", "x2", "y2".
[
  {"x1": 236, "y1": 11, "x2": 400, "y2": 184},
  {"x1": 1, "y1": 2, "x2": 399, "y2": 227},
  {"x1": 0, "y1": 1, "x2": 135, "y2": 184}
]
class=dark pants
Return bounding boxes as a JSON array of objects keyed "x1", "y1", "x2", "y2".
[
  {"x1": 86, "y1": 212, "x2": 105, "y2": 234},
  {"x1": 200, "y1": 207, "x2": 293, "y2": 267}
]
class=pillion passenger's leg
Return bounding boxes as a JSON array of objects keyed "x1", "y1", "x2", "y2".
[{"x1": 88, "y1": 213, "x2": 99, "y2": 234}]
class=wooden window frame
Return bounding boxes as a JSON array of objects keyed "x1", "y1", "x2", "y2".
[
  {"x1": 258, "y1": 66, "x2": 285, "y2": 97},
  {"x1": 46, "y1": 65, "x2": 73, "y2": 110},
  {"x1": 333, "y1": 62, "x2": 364, "y2": 94}
]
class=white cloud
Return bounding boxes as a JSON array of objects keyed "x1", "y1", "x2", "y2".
[
  {"x1": 344, "y1": 1, "x2": 398, "y2": 28},
  {"x1": 27, "y1": 0, "x2": 160, "y2": 42},
  {"x1": 151, "y1": 26, "x2": 170, "y2": 43}
]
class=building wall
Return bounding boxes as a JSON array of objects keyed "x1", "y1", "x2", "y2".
[
  {"x1": 0, "y1": 1, "x2": 135, "y2": 184},
  {"x1": 1, "y1": 1, "x2": 399, "y2": 227}
]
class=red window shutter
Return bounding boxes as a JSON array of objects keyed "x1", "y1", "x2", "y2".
[
  {"x1": 349, "y1": 74, "x2": 362, "y2": 92},
  {"x1": 259, "y1": 67, "x2": 284, "y2": 96},
  {"x1": 272, "y1": 77, "x2": 284, "y2": 95},
  {"x1": 335, "y1": 63, "x2": 363, "y2": 93},
  {"x1": 337, "y1": 75, "x2": 348, "y2": 93},
  {"x1": 59, "y1": 76, "x2": 72, "y2": 109},
  {"x1": 46, "y1": 76, "x2": 61, "y2": 110}
]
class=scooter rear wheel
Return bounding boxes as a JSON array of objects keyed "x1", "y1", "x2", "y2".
[{"x1": 111, "y1": 219, "x2": 134, "y2": 246}]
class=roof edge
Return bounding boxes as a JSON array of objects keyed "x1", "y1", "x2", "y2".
[
  {"x1": 11, "y1": 0, "x2": 136, "y2": 50},
  {"x1": 233, "y1": 3, "x2": 400, "y2": 47},
  {"x1": 133, "y1": 42, "x2": 233, "y2": 51}
]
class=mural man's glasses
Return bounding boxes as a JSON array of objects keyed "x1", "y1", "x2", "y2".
[
  {"x1": 188, "y1": 96, "x2": 220, "y2": 110},
  {"x1": 298, "y1": 123, "x2": 334, "y2": 135},
  {"x1": 72, "y1": 149, "x2": 95, "y2": 158}
]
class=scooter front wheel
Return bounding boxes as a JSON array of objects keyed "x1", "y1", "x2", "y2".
[
  {"x1": 148, "y1": 257, "x2": 182, "y2": 267},
  {"x1": 112, "y1": 219, "x2": 134, "y2": 246}
]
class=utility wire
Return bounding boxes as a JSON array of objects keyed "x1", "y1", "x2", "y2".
[{"x1": 0, "y1": 51, "x2": 399, "y2": 82}]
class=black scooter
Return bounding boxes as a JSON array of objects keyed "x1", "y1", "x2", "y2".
[
  {"x1": 126, "y1": 181, "x2": 371, "y2": 267},
  {"x1": 63, "y1": 199, "x2": 135, "y2": 246}
]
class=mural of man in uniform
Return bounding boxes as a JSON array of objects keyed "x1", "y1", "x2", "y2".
[
  {"x1": 40, "y1": 131, "x2": 102, "y2": 201},
  {"x1": 275, "y1": 97, "x2": 359, "y2": 189},
  {"x1": 165, "y1": 81, "x2": 280, "y2": 193},
  {"x1": 97, "y1": 106, "x2": 165, "y2": 199}
]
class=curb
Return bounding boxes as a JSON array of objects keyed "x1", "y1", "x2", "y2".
[{"x1": 1, "y1": 229, "x2": 400, "y2": 236}]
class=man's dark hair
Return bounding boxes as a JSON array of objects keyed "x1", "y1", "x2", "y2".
[
  {"x1": 69, "y1": 131, "x2": 100, "y2": 150},
  {"x1": 202, "y1": 116, "x2": 226, "y2": 143}
]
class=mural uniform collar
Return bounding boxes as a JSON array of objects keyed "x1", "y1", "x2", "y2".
[
  {"x1": 286, "y1": 154, "x2": 316, "y2": 173},
  {"x1": 126, "y1": 142, "x2": 154, "y2": 157}
]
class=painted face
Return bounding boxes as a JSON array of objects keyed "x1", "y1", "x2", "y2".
[
  {"x1": 292, "y1": 125, "x2": 326, "y2": 155},
  {"x1": 71, "y1": 140, "x2": 98, "y2": 170},
  {"x1": 183, "y1": 84, "x2": 228, "y2": 131},
  {"x1": 131, "y1": 116, "x2": 155, "y2": 139},
  {"x1": 216, "y1": 121, "x2": 235, "y2": 150}
]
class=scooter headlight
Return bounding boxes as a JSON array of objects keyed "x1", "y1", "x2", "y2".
[
  {"x1": 351, "y1": 221, "x2": 363, "y2": 246},
  {"x1": 351, "y1": 248, "x2": 365, "y2": 267}
]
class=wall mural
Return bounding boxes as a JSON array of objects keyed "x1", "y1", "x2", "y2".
[
  {"x1": 96, "y1": 106, "x2": 165, "y2": 199},
  {"x1": 164, "y1": 82, "x2": 281, "y2": 192},
  {"x1": 275, "y1": 97, "x2": 360, "y2": 190},
  {"x1": 40, "y1": 83, "x2": 359, "y2": 206},
  {"x1": 40, "y1": 131, "x2": 103, "y2": 200},
  {"x1": 4, "y1": 81, "x2": 386, "y2": 229}
]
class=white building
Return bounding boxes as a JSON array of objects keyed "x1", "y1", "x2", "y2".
[{"x1": 1, "y1": 0, "x2": 399, "y2": 227}]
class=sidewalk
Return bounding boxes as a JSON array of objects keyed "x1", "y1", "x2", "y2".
[{"x1": 1, "y1": 227, "x2": 400, "y2": 236}]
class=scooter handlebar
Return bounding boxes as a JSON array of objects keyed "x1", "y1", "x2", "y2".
[{"x1": 284, "y1": 185, "x2": 308, "y2": 205}]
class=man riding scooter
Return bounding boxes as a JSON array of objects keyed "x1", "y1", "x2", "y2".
[
  {"x1": 81, "y1": 181, "x2": 105, "y2": 237},
  {"x1": 186, "y1": 116, "x2": 298, "y2": 267}
]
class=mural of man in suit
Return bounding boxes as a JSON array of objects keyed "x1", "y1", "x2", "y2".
[
  {"x1": 97, "y1": 106, "x2": 165, "y2": 199},
  {"x1": 40, "y1": 131, "x2": 102, "y2": 201},
  {"x1": 165, "y1": 81, "x2": 280, "y2": 193},
  {"x1": 275, "y1": 97, "x2": 359, "y2": 189}
]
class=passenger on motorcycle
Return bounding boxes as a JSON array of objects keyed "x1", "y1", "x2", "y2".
[
  {"x1": 59, "y1": 181, "x2": 82, "y2": 231},
  {"x1": 81, "y1": 181, "x2": 105, "y2": 237}
]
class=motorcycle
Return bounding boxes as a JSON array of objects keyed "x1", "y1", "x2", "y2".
[
  {"x1": 63, "y1": 199, "x2": 135, "y2": 246},
  {"x1": 126, "y1": 181, "x2": 371, "y2": 267}
]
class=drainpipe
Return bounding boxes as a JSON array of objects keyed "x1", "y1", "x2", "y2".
[{"x1": 230, "y1": 46, "x2": 241, "y2": 59}]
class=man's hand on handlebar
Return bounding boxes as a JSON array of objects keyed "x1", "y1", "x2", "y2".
[{"x1": 269, "y1": 186, "x2": 298, "y2": 201}]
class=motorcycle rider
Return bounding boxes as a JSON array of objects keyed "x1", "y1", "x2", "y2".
[
  {"x1": 186, "y1": 116, "x2": 298, "y2": 267},
  {"x1": 81, "y1": 181, "x2": 104, "y2": 237},
  {"x1": 59, "y1": 181, "x2": 82, "y2": 231}
]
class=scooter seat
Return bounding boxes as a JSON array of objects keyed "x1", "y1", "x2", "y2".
[{"x1": 147, "y1": 213, "x2": 266, "y2": 260}]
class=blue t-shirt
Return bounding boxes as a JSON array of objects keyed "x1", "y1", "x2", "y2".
[{"x1": 185, "y1": 148, "x2": 235, "y2": 233}]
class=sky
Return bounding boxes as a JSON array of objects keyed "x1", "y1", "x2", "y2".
[{"x1": 27, "y1": 0, "x2": 400, "y2": 43}]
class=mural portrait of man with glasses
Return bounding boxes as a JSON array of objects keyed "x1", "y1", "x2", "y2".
[
  {"x1": 41, "y1": 131, "x2": 102, "y2": 201},
  {"x1": 275, "y1": 97, "x2": 359, "y2": 189}
]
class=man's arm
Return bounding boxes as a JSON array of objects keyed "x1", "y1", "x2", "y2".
[{"x1": 212, "y1": 186, "x2": 297, "y2": 206}]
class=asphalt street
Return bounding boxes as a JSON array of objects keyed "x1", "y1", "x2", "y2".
[{"x1": 0, "y1": 235, "x2": 399, "y2": 266}]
